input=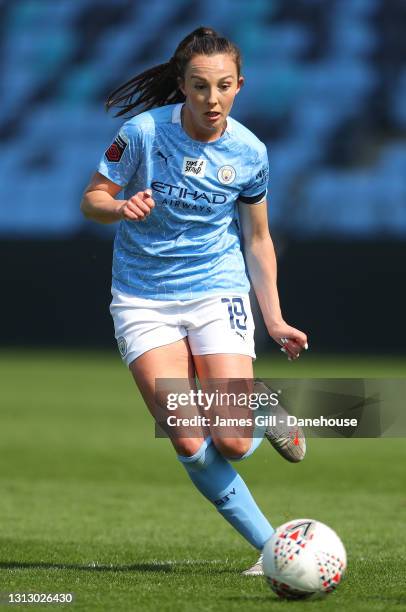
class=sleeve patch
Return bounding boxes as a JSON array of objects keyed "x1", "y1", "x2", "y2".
[{"x1": 105, "y1": 132, "x2": 128, "y2": 162}]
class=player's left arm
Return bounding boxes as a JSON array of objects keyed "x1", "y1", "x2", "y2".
[{"x1": 238, "y1": 199, "x2": 308, "y2": 360}]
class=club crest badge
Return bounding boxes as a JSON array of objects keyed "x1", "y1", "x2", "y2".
[
  {"x1": 218, "y1": 165, "x2": 236, "y2": 185},
  {"x1": 117, "y1": 336, "x2": 127, "y2": 357}
]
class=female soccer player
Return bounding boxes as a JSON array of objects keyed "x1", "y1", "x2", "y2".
[{"x1": 80, "y1": 27, "x2": 308, "y2": 575}]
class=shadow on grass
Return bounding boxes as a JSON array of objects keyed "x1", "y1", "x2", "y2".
[
  {"x1": 225, "y1": 595, "x2": 280, "y2": 603},
  {"x1": 0, "y1": 561, "x2": 173, "y2": 573},
  {"x1": 0, "y1": 560, "x2": 236, "y2": 574}
]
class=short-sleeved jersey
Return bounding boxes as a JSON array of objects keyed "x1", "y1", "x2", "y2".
[{"x1": 98, "y1": 103, "x2": 269, "y2": 300}]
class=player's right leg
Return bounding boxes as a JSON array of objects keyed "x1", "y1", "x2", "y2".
[{"x1": 129, "y1": 337, "x2": 205, "y2": 457}]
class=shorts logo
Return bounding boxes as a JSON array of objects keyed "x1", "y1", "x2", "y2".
[
  {"x1": 218, "y1": 165, "x2": 236, "y2": 185},
  {"x1": 182, "y1": 157, "x2": 207, "y2": 177},
  {"x1": 105, "y1": 132, "x2": 128, "y2": 162},
  {"x1": 235, "y1": 330, "x2": 247, "y2": 341},
  {"x1": 117, "y1": 336, "x2": 127, "y2": 357}
]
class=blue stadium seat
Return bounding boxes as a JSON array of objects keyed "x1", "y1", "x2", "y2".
[
  {"x1": 239, "y1": 61, "x2": 302, "y2": 117},
  {"x1": 6, "y1": 0, "x2": 86, "y2": 32},
  {"x1": 6, "y1": 1, "x2": 53, "y2": 29},
  {"x1": 18, "y1": 172, "x2": 83, "y2": 235},
  {"x1": 2, "y1": 70, "x2": 39, "y2": 113},
  {"x1": 262, "y1": 24, "x2": 312, "y2": 59},
  {"x1": 391, "y1": 69, "x2": 406, "y2": 129},
  {"x1": 378, "y1": 143, "x2": 406, "y2": 173},
  {"x1": 299, "y1": 166, "x2": 406, "y2": 237},
  {"x1": 333, "y1": 0, "x2": 380, "y2": 17},
  {"x1": 330, "y1": 21, "x2": 377, "y2": 56},
  {"x1": 57, "y1": 67, "x2": 100, "y2": 103},
  {"x1": 303, "y1": 60, "x2": 377, "y2": 101}
]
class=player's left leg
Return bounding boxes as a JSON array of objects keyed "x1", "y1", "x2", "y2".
[
  {"x1": 183, "y1": 294, "x2": 295, "y2": 575},
  {"x1": 192, "y1": 352, "x2": 264, "y2": 460},
  {"x1": 191, "y1": 352, "x2": 270, "y2": 574},
  {"x1": 187, "y1": 294, "x2": 306, "y2": 463}
]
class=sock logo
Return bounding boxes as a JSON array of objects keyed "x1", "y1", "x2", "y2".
[{"x1": 214, "y1": 487, "x2": 236, "y2": 506}]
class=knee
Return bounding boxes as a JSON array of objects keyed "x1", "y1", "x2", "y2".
[
  {"x1": 173, "y1": 437, "x2": 205, "y2": 458},
  {"x1": 213, "y1": 437, "x2": 252, "y2": 460}
]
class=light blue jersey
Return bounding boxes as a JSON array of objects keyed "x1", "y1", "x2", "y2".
[{"x1": 98, "y1": 103, "x2": 269, "y2": 300}]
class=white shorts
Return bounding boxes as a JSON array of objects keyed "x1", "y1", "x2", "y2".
[{"x1": 110, "y1": 289, "x2": 256, "y2": 366}]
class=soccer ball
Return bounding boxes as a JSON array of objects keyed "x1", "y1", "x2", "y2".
[{"x1": 263, "y1": 518, "x2": 347, "y2": 600}]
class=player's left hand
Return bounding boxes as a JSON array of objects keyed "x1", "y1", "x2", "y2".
[{"x1": 267, "y1": 321, "x2": 308, "y2": 361}]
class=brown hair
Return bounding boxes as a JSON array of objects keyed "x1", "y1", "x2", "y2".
[{"x1": 105, "y1": 26, "x2": 241, "y2": 117}]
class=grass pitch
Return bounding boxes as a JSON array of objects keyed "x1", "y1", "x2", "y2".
[{"x1": 0, "y1": 350, "x2": 405, "y2": 611}]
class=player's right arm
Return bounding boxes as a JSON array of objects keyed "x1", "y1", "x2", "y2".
[{"x1": 80, "y1": 171, "x2": 155, "y2": 224}]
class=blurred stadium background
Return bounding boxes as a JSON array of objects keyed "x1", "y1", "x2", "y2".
[{"x1": 0, "y1": 0, "x2": 405, "y2": 353}]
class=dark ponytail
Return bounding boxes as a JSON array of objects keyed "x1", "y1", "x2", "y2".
[{"x1": 105, "y1": 26, "x2": 241, "y2": 117}]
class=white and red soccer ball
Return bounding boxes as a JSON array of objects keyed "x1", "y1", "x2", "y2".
[{"x1": 263, "y1": 519, "x2": 347, "y2": 600}]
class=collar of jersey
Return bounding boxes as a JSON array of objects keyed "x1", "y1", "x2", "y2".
[{"x1": 172, "y1": 103, "x2": 232, "y2": 145}]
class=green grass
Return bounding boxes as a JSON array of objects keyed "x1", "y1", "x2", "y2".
[{"x1": 0, "y1": 350, "x2": 405, "y2": 611}]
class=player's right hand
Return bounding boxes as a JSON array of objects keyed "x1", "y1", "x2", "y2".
[{"x1": 117, "y1": 188, "x2": 155, "y2": 221}]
